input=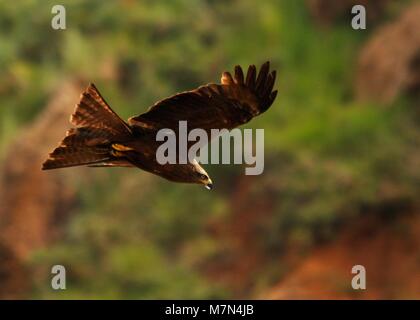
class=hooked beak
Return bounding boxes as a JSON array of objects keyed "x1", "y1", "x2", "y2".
[{"x1": 204, "y1": 180, "x2": 213, "y2": 190}]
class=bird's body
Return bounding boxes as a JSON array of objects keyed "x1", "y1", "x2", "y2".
[
  {"x1": 42, "y1": 62, "x2": 278, "y2": 188},
  {"x1": 111, "y1": 137, "x2": 209, "y2": 184}
]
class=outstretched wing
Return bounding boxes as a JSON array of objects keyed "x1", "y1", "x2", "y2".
[{"x1": 128, "y1": 62, "x2": 277, "y2": 134}]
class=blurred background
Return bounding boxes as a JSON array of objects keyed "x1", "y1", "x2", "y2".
[{"x1": 0, "y1": 0, "x2": 419, "y2": 299}]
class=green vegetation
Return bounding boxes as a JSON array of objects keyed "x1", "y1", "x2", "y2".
[{"x1": 1, "y1": 0, "x2": 418, "y2": 298}]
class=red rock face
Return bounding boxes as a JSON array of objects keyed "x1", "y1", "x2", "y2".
[
  {"x1": 355, "y1": 3, "x2": 420, "y2": 104},
  {"x1": 263, "y1": 213, "x2": 420, "y2": 299},
  {"x1": 0, "y1": 81, "x2": 82, "y2": 298}
]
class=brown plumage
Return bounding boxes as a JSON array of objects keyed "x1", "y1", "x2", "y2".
[{"x1": 42, "y1": 62, "x2": 278, "y2": 189}]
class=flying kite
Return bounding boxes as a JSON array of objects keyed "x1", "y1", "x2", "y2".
[{"x1": 42, "y1": 62, "x2": 278, "y2": 189}]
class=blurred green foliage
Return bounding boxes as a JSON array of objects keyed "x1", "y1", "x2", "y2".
[{"x1": 1, "y1": 0, "x2": 418, "y2": 298}]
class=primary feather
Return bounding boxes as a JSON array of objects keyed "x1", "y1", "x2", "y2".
[{"x1": 128, "y1": 61, "x2": 277, "y2": 134}]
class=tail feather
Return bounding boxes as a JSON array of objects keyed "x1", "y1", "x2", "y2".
[
  {"x1": 43, "y1": 146, "x2": 111, "y2": 170},
  {"x1": 42, "y1": 84, "x2": 132, "y2": 170},
  {"x1": 62, "y1": 127, "x2": 114, "y2": 147},
  {"x1": 70, "y1": 83, "x2": 132, "y2": 138}
]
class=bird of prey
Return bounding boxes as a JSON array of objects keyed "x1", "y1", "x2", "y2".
[{"x1": 42, "y1": 62, "x2": 278, "y2": 189}]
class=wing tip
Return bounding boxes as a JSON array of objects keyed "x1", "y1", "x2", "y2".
[
  {"x1": 256, "y1": 61, "x2": 278, "y2": 111},
  {"x1": 41, "y1": 158, "x2": 57, "y2": 170},
  {"x1": 234, "y1": 65, "x2": 244, "y2": 84},
  {"x1": 221, "y1": 71, "x2": 234, "y2": 85},
  {"x1": 231, "y1": 61, "x2": 278, "y2": 111}
]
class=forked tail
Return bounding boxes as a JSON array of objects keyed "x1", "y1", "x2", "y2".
[{"x1": 42, "y1": 84, "x2": 133, "y2": 170}]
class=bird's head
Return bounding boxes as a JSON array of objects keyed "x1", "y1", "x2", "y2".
[
  {"x1": 203, "y1": 175, "x2": 213, "y2": 190},
  {"x1": 191, "y1": 159, "x2": 213, "y2": 190},
  {"x1": 195, "y1": 172, "x2": 213, "y2": 190}
]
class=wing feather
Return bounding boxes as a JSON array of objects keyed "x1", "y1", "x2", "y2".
[
  {"x1": 234, "y1": 65, "x2": 244, "y2": 84},
  {"x1": 128, "y1": 62, "x2": 277, "y2": 134}
]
